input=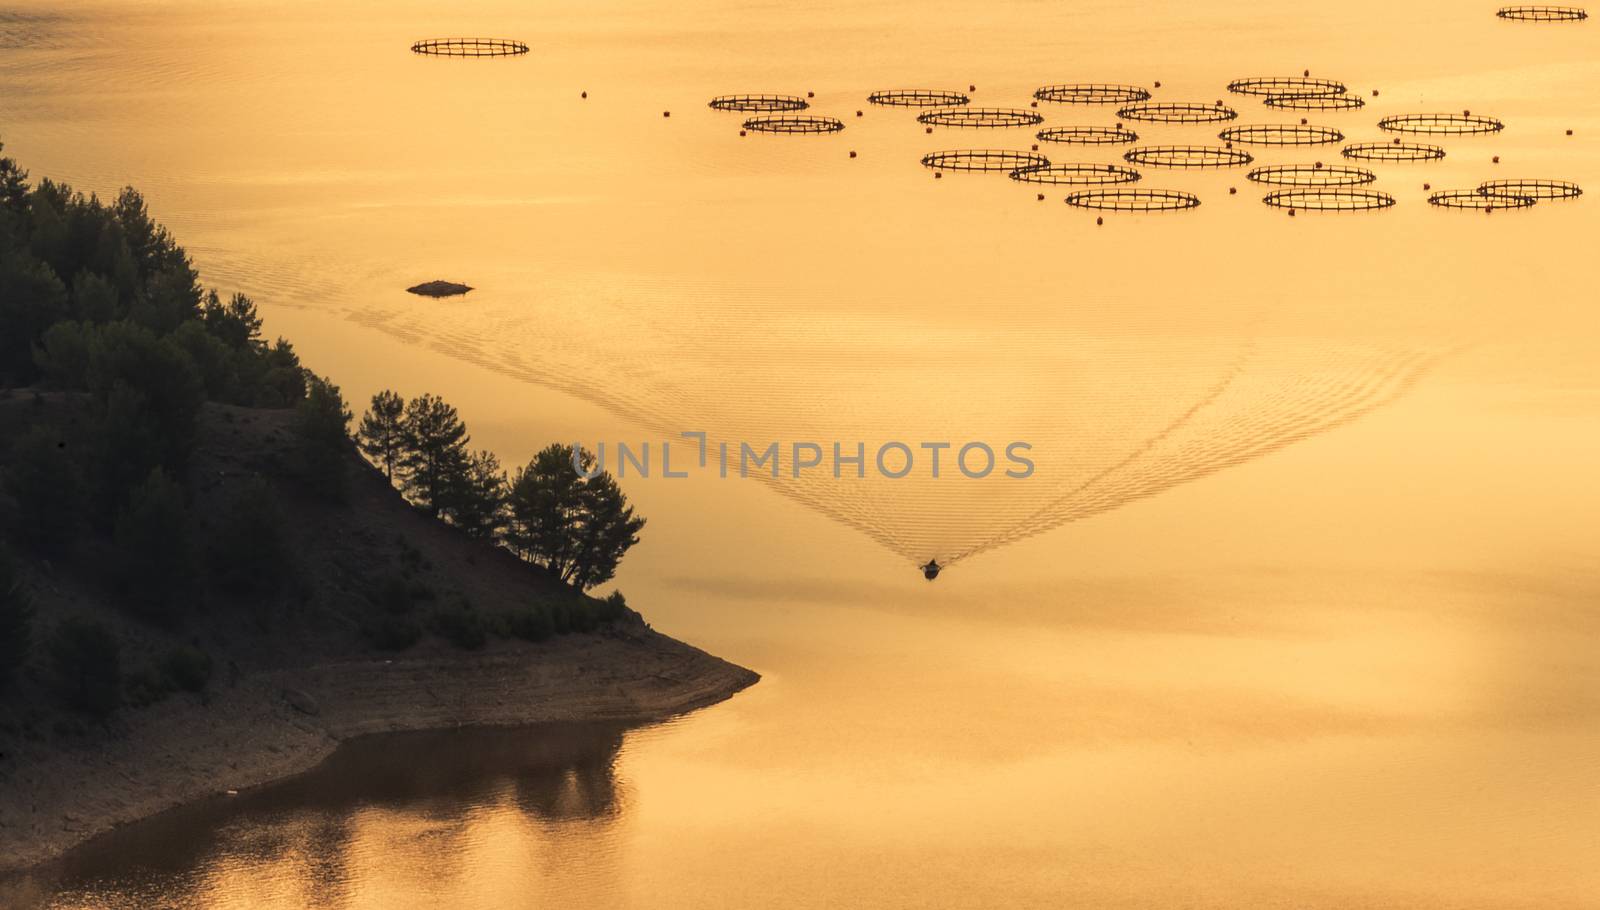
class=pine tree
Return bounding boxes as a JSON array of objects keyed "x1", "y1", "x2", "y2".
[
  {"x1": 506, "y1": 444, "x2": 644, "y2": 589},
  {"x1": 447, "y1": 449, "x2": 509, "y2": 541},
  {"x1": 357, "y1": 390, "x2": 406, "y2": 483},
  {"x1": 398, "y1": 393, "x2": 469, "y2": 517}
]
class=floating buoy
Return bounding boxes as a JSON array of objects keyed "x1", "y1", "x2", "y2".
[
  {"x1": 1154, "y1": 80, "x2": 1162, "y2": 88},
  {"x1": 925, "y1": 126, "x2": 933, "y2": 134},
  {"x1": 1423, "y1": 182, "x2": 1431, "y2": 190},
  {"x1": 581, "y1": 91, "x2": 587, "y2": 99},
  {"x1": 1373, "y1": 89, "x2": 1380, "y2": 97},
  {"x1": 1314, "y1": 161, "x2": 1324, "y2": 168},
  {"x1": 849, "y1": 150, "x2": 857, "y2": 158},
  {"x1": 934, "y1": 171, "x2": 942, "y2": 179},
  {"x1": 1303, "y1": 68, "x2": 1311, "y2": 77},
  {"x1": 855, "y1": 110, "x2": 863, "y2": 117},
  {"x1": 969, "y1": 84, "x2": 977, "y2": 91},
  {"x1": 1301, "y1": 118, "x2": 1309, "y2": 125},
  {"x1": 1493, "y1": 155, "x2": 1500, "y2": 163},
  {"x1": 807, "y1": 91, "x2": 815, "y2": 98},
  {"x1": 1037, "y1": 193, "x2": 1045, "y2": 200},
  {"x1": 739, "y1": 129, "x2": 746, "y2": 136},
  {"x1": 1031, "y1": 100, "x2": 1038, "y2": 107},
  {"x1": 1567, "y1": 129, "x2": 1574, "y2": 135},
  {"x1": 1229, "y1": 186, "x2": 1237, "y2": 194},
  {"x1": 1096, "y1": 216, "x2": 1104, "y2": 225},
  {"x1": 1464, "y1": 109, "x2": 1471, "y2": 116},
  {"x1": 663, "y1": 110, "x2": 671, "y2": 117},
  {"x1": 1289, "y1": 208, "x2": 1297, "y2": 216}
]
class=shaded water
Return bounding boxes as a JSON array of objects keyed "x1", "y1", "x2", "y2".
[{"x1": 2, "y1": 0, "x2": 1599, "y2": 906}]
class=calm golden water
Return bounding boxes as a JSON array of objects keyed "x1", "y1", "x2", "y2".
[{"x1": 3, "y1": 0, "x2": 1599, "y2": 906}]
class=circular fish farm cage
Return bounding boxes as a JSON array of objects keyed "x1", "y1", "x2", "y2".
[
  {"x1": 1008, "y1": 163, "x2": 1142, "y2": 185},
  {"x1": 709, "y1": 94, "x2": 809, "y2": 112},
  {"x1": 1063, "y1": 189, "x2": 1201, "y2": 211},
  {"x1": 742, "y1": 115, "x2": 846, "y2": 134},
  {"x1": 1124, "y1": 145, "x2": 1254, "y2": 169},
  {"x1": 920, "y1": 149, "x2": 1051, "y2": 172},
  {"x1": 1218, "y1": 124, "x2": 1345, "y2": 145},
  {"x1": 1342, "y1": 142, "x2": 1447, "y2": 162},
  {"x1": 917, "y1": 107, "x2": 1044, "y2": 128},
  {"x1": 1036, "y1": 125, "x2": 1140, "y2": 145},
  {"x1": 1264, "y1": 93, "x2": 1367, "y2": 111},
  {"x1": 1227, "y1": 77, "x2": 1348, "y2": 97},
  {"x1": 1496, "y1": 5, "x2": 1589, "y2": 20},
  {"x1": 867, "y1": 89, "x2": 972, "y2": 107},
  {"x1": 1428, "y1": 189, "x2": 1537, "y2": 210},
  {"x1": 1033, "y1": 83, "x2": 1152, "y2": 105},
  {"x1": 1477, "y1": 178, "x2": 1583, "y2": 200},
  {"x1": 1246, "y1": 164, "x2": 1377, "y2": 186},
  {"x1": 410, "y1": 38, "x2": 529, "y2": 57},
  {"x1": 1378, "y1": 113, "x2": 1505, "y2": 135},
  {"x1": 1262, "y1": 189, "x2": 1397, "y2": 211},
  {"x1": 1116, "y1": 101, "x2": 1239, "y2": 123}
]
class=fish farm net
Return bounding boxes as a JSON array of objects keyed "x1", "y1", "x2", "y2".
[
  {"x1": 918, "y1": 108, "x2": 1045, "y2": 128},
  {"x1": 1218, "y1": 124, "x2": 1345, "y2": 145},
  {"x1": 1033, "y1": 83, "x2": 1152, "y2": 105},
  {"x1": 1124, "y1": 145, "x2": 1254, "y2": 168},
  {"x1": 1378, "y1": 113, "x2": 1505, "y2": 134},
  {"x1": 1496, "y1": 5, "x2": 1589, "y2": 20},
  {"x1": 920, "y1": 149, "x2": 1051, "y2": 172},
  {"x1": 1429, "y1": 189, "x2": 1538, "y2": 209},
  {"x1": 410, "y1": 38, "x2": 529, "y2": 57},
  {"x1": 1036, "y1": 126, "x2": 1140, "y2": 144},
  {"x1": 1117, "y1": 101, "x2": 1239, "y2": 123},
  {"x1": 1342, "y1": 142, "x2": 1446, "y2": 162},
  {"x1": 1008, "y1": 163, "x2": 1142, "y2": 185},
  {"x1": 868, "y1": 89, "x2": 971, "y2": 107},
  {"x1": 1477, "y1": 178, "x2": 1583, "y2": 200},
  {"x1": 1264, "y1": 93, "x2": 1367, "y2": 111},
  {"x1": 709, "y1": 94, "x2": 809, "y2": 112},
  {"x1": 1063, "y1": 189, "x2": 1201, "y2": 211},
  {"x1": 742, "y1": 115, "x2": 846, "y2": 133},
  {"x1": 1227, "y1": 77, "x2": 1348, "y2": 97},
  {"x1": 1246, "y1": 164, "x2": 1377, "y2": 186},
  {"x1": 1262, "y1": 189, "x2": 1396, "y2": 211}
]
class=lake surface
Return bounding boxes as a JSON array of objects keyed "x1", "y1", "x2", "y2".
[{"x1": 3, "y1": 0, "x2": 1598, "y2": 906}]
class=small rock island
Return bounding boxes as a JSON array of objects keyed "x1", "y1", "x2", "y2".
[{"x1": 406, "y1": 280, "x2": 473, "y2": 297}]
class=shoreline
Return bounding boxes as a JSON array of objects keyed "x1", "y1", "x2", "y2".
[{"x1": 0, "y1": 625, "x2": 758, "y2": 875}]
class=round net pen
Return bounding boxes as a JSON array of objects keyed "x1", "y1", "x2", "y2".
[
  {"x1": 1379, "y1": 113, "x2": 1504, "y2": 135},
  {"x1": 1033, "y1": 83, "x2": 1151, "y2": 105},
  {"x1": 742, "y1": 115, "x2": 846, "y2": 134},
  {"x1": 921, "y1": 149, "x2": 1051, "y2": 172},
  {"x1": 1063, "y1": 189, "x2": 1201, "y2": 211},
  {"x1": 1264, "y1": 93, "x2": 1367, "y2": 111},
  {"x1": 1116, "y1": 101, "x2": 1239, "y2": 123},
  {"x1": 1496, "y1": 5, "x2": 1589, "y2": 20},
  {"x1": 868, "y1": 89, "x2": 971, "y2": 107},
  {"x1": 1009, "y1": 163, "x2": 1142, "y2": 185},
  {"x1": 918, "y1": 108, "x2": 1044, "y2": 128},
  {"x1": 1124, "y1": 145, "x2": 1253, "y2": 168},
  {"x1": 1342, "y1": 142, "x2": 1446, "y2": 162},
  {"x1": 1037, "y1": 125, "x2": 1140, "y2": 145},
  {"x1": 709, "y1": 94, "x2": 809, "y2": 112},
  {"x1": 410, "y1": 38, "x2": 529, "y2": 57},
  {"x1": 1227, "y1": 76, "x2": 1347, "y2": 97},
  {"x1": 1262, "y1": 189, "x2": 1396, "y2": 211},
  {"x1": 1219, "y1": 124, "x2": 1345, "y2": 145},
  {"x1": 1477, "y1": 178, "x2": 1582, "y2": 200},
  {"x1": 1247, "y1": 164, "x2": 1377, "y2": 186},
  {"x1": 1428, "y1": 190, "x2": 1537, "y2": 210}
]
